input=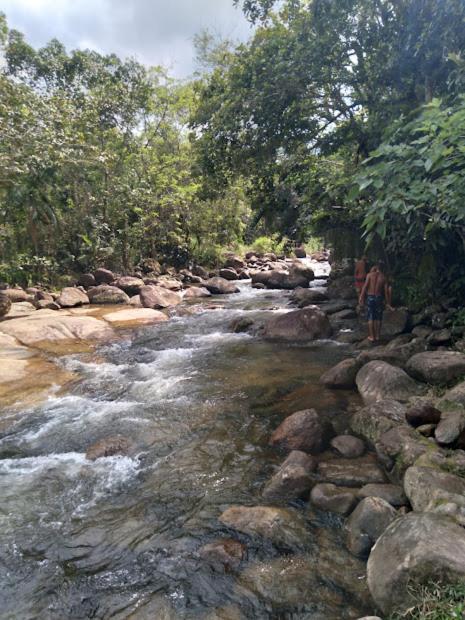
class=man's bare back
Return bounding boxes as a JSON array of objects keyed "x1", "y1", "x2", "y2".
[{"x1": 365, "y1": 270, "x2": 387, "y2": 297}]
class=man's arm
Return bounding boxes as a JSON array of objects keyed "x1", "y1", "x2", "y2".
[{"x1": 359, "y1": 274, "x2": 370, "y2": 304}]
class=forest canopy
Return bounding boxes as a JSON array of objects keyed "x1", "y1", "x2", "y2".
[{"x1": 2, "y1": 1, "x2": 465, "y2": 302}]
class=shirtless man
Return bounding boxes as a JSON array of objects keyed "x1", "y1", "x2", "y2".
[
  {"x1": 354, "y1": 255, "x2": 368, "y2": 295},
  {"x1": 359, "y1": 262, "x2": 392, "y2": 342}
]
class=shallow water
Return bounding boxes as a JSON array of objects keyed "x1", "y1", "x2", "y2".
[{"x1": 0, "y1": 273, "x2": 371, "y2": 619}]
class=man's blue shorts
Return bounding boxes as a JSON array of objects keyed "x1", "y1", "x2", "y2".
[{"x1": 367, "y1": 295, "x2": 384, "y2": 321}]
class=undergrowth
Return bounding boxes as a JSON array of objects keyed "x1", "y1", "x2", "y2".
[{"x1": 389, "y1": 581, "x2": 465, "y2": 619}]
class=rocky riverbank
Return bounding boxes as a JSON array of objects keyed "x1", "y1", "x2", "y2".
[
  {"x1": 241, "y1": 259, "x2": 465, "y2": 618},
  {"x1": 2, "y1": 252, "x2": 463, "y2": 618}
]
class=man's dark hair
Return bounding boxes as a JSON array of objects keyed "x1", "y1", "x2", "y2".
[{"x1": 376, "y1": 261, "x2": 386, "y2": 272}]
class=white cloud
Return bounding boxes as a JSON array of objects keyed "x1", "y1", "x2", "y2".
[{"x1": 0, "y1": 0, "x2": 252, "y2": 76}]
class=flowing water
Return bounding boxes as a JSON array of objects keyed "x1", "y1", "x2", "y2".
[{"x1": 0, "y1": 270, "x2": 371, "y2": 619}]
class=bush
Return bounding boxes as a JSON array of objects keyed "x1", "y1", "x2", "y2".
[
  {"x1": 249, "y1": 235, "x2": 288, "y2": 255},
  {"x1": 389, "y1": 581, "x2": 465, "y2": 620}
]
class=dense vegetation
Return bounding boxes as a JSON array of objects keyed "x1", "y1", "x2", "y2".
[{"x1": 2, "y1": 1, "x2": 465, "y2": 302}]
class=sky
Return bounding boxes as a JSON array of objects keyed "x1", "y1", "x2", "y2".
[{"x1": 0, "y1": 0, "x2": 252, "y2": 77}]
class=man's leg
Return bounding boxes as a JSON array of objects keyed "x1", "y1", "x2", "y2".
[
  {"x1": 374, "y1": 320, "x2": 381, "y2": 342},
  {"x1": 368, "y1": 320, "x2": 375, "y2": 342}
]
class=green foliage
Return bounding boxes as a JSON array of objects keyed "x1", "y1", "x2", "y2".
[
  {"x1": 388, "y1": 580, "x2": 465, "y2": 620},
  {"x1": 248, "y1": 235, "x2": 287, "y2": 255},
  {"x1": 0, "y1": 17, "x2": 251, "y2": 279}
]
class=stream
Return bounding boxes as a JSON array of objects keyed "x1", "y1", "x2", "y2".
[{"x1": 0, "y1": 266, "x2": 370, "y2": 619}]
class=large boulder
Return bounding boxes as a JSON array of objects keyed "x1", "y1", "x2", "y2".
[
  {"x1": 0, "y1": 292, "x2": 12, "y2": 317},
  {"x1": 219, "y1": 506, "x2": 311, "y2": 548},
  {"x1": 310, "y1": 483, "x2": 358, "y2": 516},
  {"x1": 320, "y1": 358, "x2": 363, "y2": 389},
  {"x1": 356, "y1": 484, "x2": 407, "y2": 508},
  {"x1": 219, "y1": 268, "x2": 239, "y2": 281},
  {"x1": 327, "y1": 276, "x2": 357, "y2": 300},
  {"x1": 405, "y1": 401, "x2": 441, "y2": 427},
  {"x1": 294, "y1": 246, "x2": 307, "y2": 258},
  {"x1": 115, "y1": 276, "x2": 145, "y2": 295},
  {"x1": 375, "y1": 425, "x2": 431, "y2": 476},
  {"x1": 381, "y1": 308, "x2": 410, "y2": 338},
  {"x1": 251, "y1": 269, "x2": 311, "y2": 290},
  {"x1": 406, "y1": 351, "x2": 465, "y2": 385},
  {"x1": 192, "y1": 265, "x2": 209, "y2": 279},
  {"x1": 367, "y1": 513, "x2": 465, "y2": 615},
  {"x1": 87, "y1": 285, "x2": 130, "y2": 305},
  {"x1": 290, "y1": 287, "x2": 328, "y2": 307},
  {"x1": 350, "y1": 399, "x2": 407, "y2": 445},
  {"x1": 317, "y1": 457, "x2": 386, "y2": 488},
  {"x1": 356, "y1": 361, "x2": 425, "y2": 405},
  {"x1": 56, "y1": 287, "x2": 89, "y2": 308},
  {"x1": 435, "y1": 410, "x2": 465, "y2": 447},
  {"x1": 205, "y1": 277, "x2": 240, "y2": 295},
  {"x1": 184, "y1": 287, "x2": 211, "y2": 299},
  {"x1": 345, "y1": 497, "x2": 397, "y2": 557},
  {"x1": 263, "y1": 306, "x2": 332, "y2": 341},
  {"x1": 139, "y1": 258, "x2": 162, "y2": 275},
  {"x1": 269, "y1": 409, "x2": 333, "y2": 455},
  {"x1": 94, "y1": 268, "x2": 115, "y2": 285},
  {"x1": 404, "y1": 465, "x2": 465, "y2": 525},
  {"x1": 3, "y1": 288, "x2": 29, "y2": 303},
  {"x1": 223, "y1": 255, "x2": 246, "y2": 271},
  {"x1": 139, "y1": 285, "x2": 181, "y2": 309},
  {"x1": 262, "y1": 450, "x2": 316, "y2": 501},
  {"x1": 0, "y1": 314, "x2": 114, "y2": 350},
  {"x1": 77, "y1": 273, "x2": 96, "y2": 288}
]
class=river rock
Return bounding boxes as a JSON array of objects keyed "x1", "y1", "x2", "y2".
[
  {"x1": 219, "y1": 268, "x2": 239, "y2": 281},
  {"x1": 0, "y1": 292, "x2": 12, "y2": 317},
  {"x1": 357, "y1": 484, "x2": 407, "y2": 507},
  {"x1": 350, "y1": 400, "x2": 407, "y2": 445},
  {"x1": 251, "y1": 269, "x2": 311, "y2": 290},
  {"x1": 139, "y1": 258, "x2": 162, "y2": 275},
  {"x1": 263, "y1": 306, "x2": 332, "y2": 341},
  {"x1": 86, "y1": 436, "x2": 131, "y2": 460},
  {"x1": 191, "y1": 265, "x2": 209, "y2": 279},
  {"x1": 56, "y1": 287, "x2": 90, "y2": 308},
  {"x1": 115, "y1": 276, "x2": 145, "y2": 295},
  {"x1": 219, "y1": 506, "x2": 311, "y2": 548},
  {"x1": 139, "y1": 285, "x2": 181, "y2": 309},
  {"x1": 199, "y1": 539, "x2": 246, "y2": 571},
  {"x1": 322, "y1": 300, "x2": 356, "y2": 315},
  {"x1": 406, "y1": 351, "x2": 465, "y2": 385},
  {"x1": 87, "y1": 285, "x2": 130, "y2": 305},
  {"x1": 330, "y1": 435, "x2": 365, "y2": 458},
  {"x1": 290, "y1": 287, "x2": 328, "y2": 307},
  {"x1": 3, "y1": 288, "x2": 29, "y2": 303},
  {"x1": 367, "y1": 513, "x2": 465, "y2": 614},
  {"x1": 7, "y1": 302, "x2": 38, "y2": 319},
  {"x1": 157, "y1": 277, "x2": 183, "y2": 292},
  {"x1": 230, "y1": 317, "x2": 254, "y2": 333},
  {"x1": 320, "y1": 358, "x2": 363, "y2": 389},
  {"x1": 77, "y1": 273, "x2": 96, "y2": 288},
  {"x1": 440, "y1": 380, "x2": 465, "y2": 408},
  {"x1": 102, "y1": 308, "x2": 168, "y2": 325},
  {"x1": 404, "y1": 465, "x2": 465, "y2": 525},
  {"x1": 224, "y1": 256, "x2": 245, "y2": 271},
  {"x1": 0, "y1": 314, "x2": 114, "y2": 349},
  {"x1": 184, "y1": 287, "x2": 211, "y2": 299},
  {"x1": 205, "y1": 277, "x2": 240, "y2": 295},
  {"x1": 317, "y1": 457, "x2": 386, "y2": 487},
  {"x1": 262, "y1": 450, "x2": 315, "y2": 501},
  {"x1": 310, "y1": 483, "x2": 358, "y2": 516},
  {"x1": 270, "y1": 409, "x2": 333, "y2": 454},
  {"x1": 34, "y1": 300, "x2": 60, "y2": 310},
  {"x1": 435, "y1": 410, "x2": 465, "y2": 446},
  {"x1": 294, "y1": 246, "x2": 307, "y2": 258},
  {"x1": 327, "y1": 276, "x2": 356, "y2": 300},
  {"x1": 94, "y1": 268, "x2": 115, "y2": 285},
  {"x1": 356, "y1": 361, "x2": 424, "y2": 405},
  {"x1": 380, "y1": 308, "x2": 410, "y2": 338},
  {"x1": 346, "y1": 497, "x2": 397, "y2": 557},
  {"x1": 375, "y1": 425, "x2": 430, "y2": 476},
  {"x1": 405, "y1": 401, "x2": 441, "y2": 427},
  {"x1": 428, "y1": 328, "x2": 452, "y2": 346}
]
